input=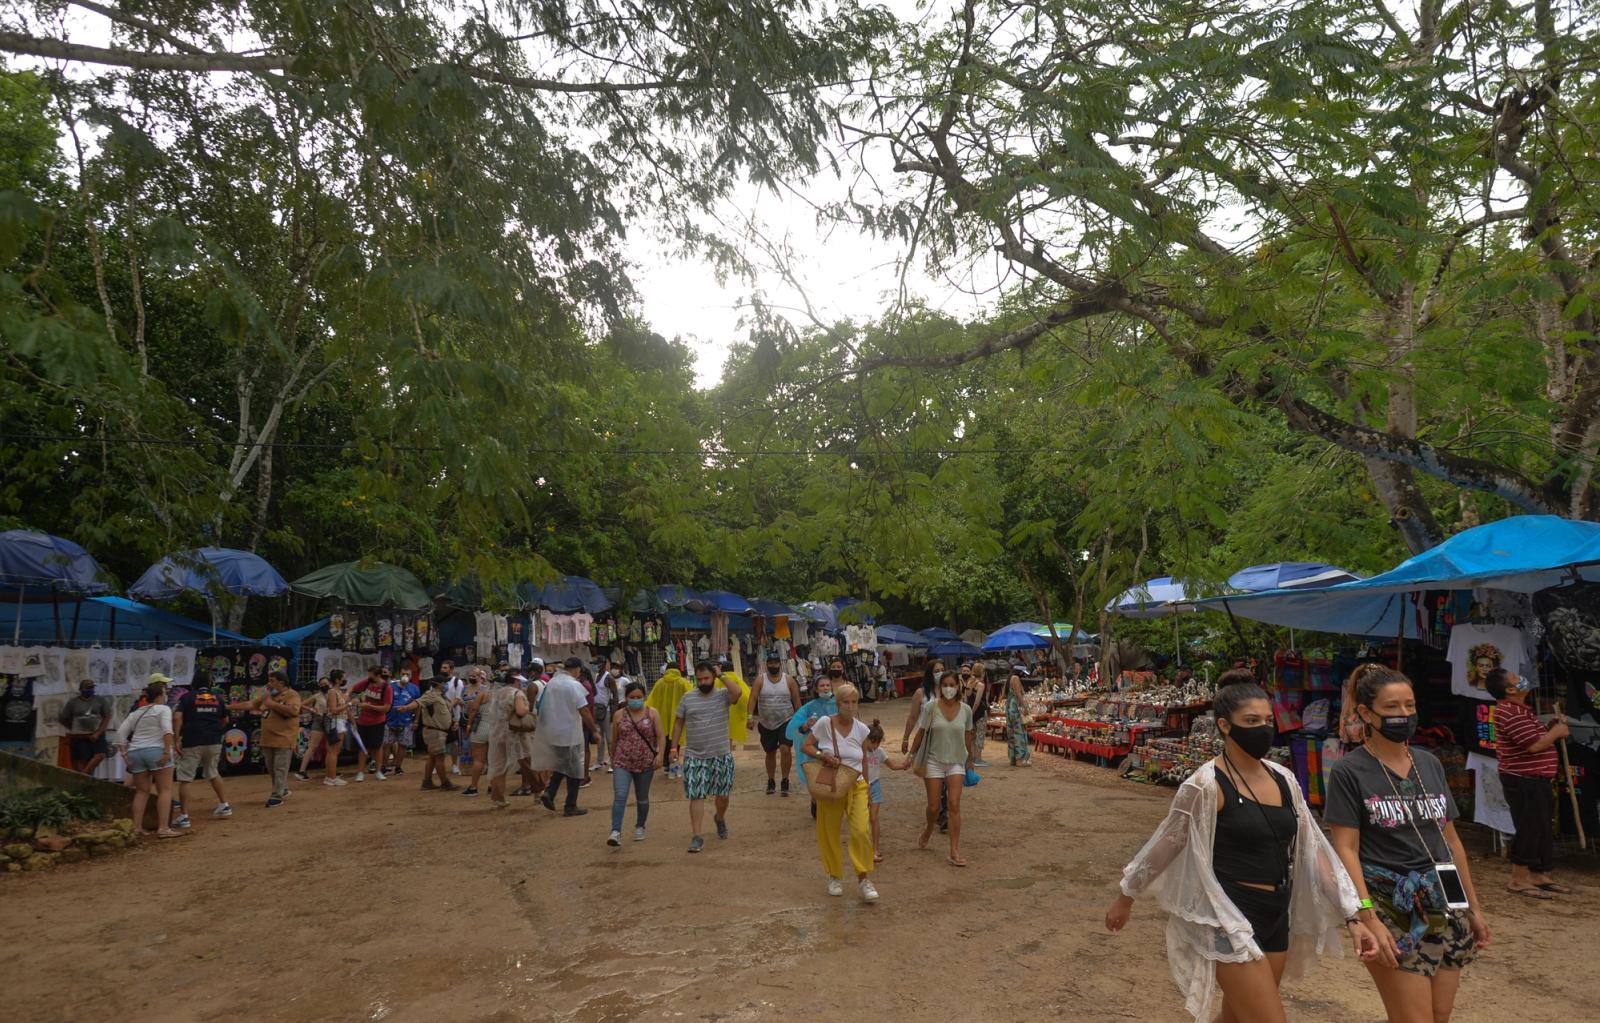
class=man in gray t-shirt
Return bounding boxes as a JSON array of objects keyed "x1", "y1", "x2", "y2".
[
  {"x1": 58, "y1": 680, "x2": 113, "y2": 774},
  {"x1": 672, "y1": 660, "x2": 741, "y2": 853}
]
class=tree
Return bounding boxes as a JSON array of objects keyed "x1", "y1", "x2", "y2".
[{"x1": 844, "y1": 0, "x2": 1600, "y2": 552}]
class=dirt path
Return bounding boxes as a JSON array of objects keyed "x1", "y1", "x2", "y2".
[{"x1": 3, "y1": 696, "x2": 1594, "y2": 1023}]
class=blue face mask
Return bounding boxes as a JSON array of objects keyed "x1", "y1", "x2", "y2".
[{"x1": 626, "y1": 698, "x2": 644, "y2": 711}]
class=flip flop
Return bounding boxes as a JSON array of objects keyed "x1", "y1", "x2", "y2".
[
  {"x1": 1536, "y1": 882, "x2": 1573, "y2": 894},
  {"x1": 948, "y1": 856, "x2": 968, "y2": 868},
  {"x1": 1507, "y1": 885, "x2": 1553, "y2": 900}
]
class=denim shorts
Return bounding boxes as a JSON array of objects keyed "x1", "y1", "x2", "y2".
[
  {"x1": 868, "y1": 778, "x2": 884, "y2": 805},
  {"x1": 126, "y1": 746, "x2": 168, "y2": 773}
]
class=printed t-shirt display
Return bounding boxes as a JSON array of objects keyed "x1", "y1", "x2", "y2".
[
  {"x1": 0, "y1": 676, "x2": 36, "y2": 742},
  {"x1": 1324, "y1": 747, "x2": 1457, "y2": 873},
  {"x1": 1445, "y1": 624, "x2": 1529, "y2": 701}
]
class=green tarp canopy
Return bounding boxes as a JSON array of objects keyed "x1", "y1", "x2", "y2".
[{"x1": 290, "y1": 561, "x2": 431, "y2": 609}]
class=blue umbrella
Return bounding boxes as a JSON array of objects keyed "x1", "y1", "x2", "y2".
[
  {"x1": 699, "y1": 590, "x2": 754, "y2": 614},
  {"x1": 748, "y1": 598, "x2": 801, "y2": 618},
  {"x1": 518, "y1": 575, "x2": 612, "y2": 613},
  {"x1": 876, "y1": 624, "x2": 931, "y2": 647},
  {"x1": 982, "y1": 627, "x2": 1051, "y2": 652},
  {"x1": 798, "y1": 601, "x2": 838, "y2": 630},
  {"x1": 834, "y1": 598, "x2": 875, "y2": 625},
  {"x1": 1227, "y1": 562, "x2": 1362, "y2": 592},
  {"x1": 920, "y1": 627, "x2": 962, "y2": 643},
  {"x1": 930, "y1": 640, "x2": 983, "y2": 659},
  {"x1": 0, "y1": 530, "x2": 110, "y2": 595},
  {"x1": 129, "y1": 547, "x2": 289, "y2": 600}
]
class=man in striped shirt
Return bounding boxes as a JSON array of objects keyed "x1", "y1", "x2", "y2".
[{"x1": 1486, "y1": 668, "x2": 1571, "y2": 898}]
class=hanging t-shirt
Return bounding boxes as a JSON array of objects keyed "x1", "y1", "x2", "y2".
[
  {"x1": 0, "y1": 676, "x2": 35, "y2": 743},
  {"x1": 1445, "y1": 624, "x2": 1529, "y2": 701}
]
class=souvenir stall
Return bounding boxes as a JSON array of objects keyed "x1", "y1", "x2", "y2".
[
  {"x1": 1199, "y1": 516, "x2": 1600, "y2": 840},
  {"x1": 0, "y1": 596, "x2": 255, "y2": 776},
  {"x1": 289, "y1": 561, "x2": 439, "y2": 679},
  {"x1": 1032, "y1": 681, "x2": 1214, "y2": 768},
  {"x1": 875, "y1": 624, "x2": 931, "y2": 696}
]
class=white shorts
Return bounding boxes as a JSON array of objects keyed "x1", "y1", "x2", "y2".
[{"x1": 924, "y1": 758, "x2": 966, "y2": 780}]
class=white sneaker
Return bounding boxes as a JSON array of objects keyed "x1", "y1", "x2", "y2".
[
  {"x1": 355, "y1": 772, "x2": 366, "y2": 782},
  {"x1": 859, "y1": 879, "x2": 880, "y2": 902},
  {"x1": 634, "y1": 827, "x2": 646, "y2": 842},
  {"x1": 375, "y1": 771, "x2": 387, "y2": 781},
  {"x1": 323, "y1": 778, "x2": 347, "y2": 787},
  {"x1": 826, "y1": 877, "x2": 844, "y2": 897},
  {"x1": 451, "y1": 766, "x2": 462, "y2": 776},
  {"x1": 607, "y1": 830, "x2": 622, "y2": 847},
  {"x1": 211, "y1": 804, "x2": 232, "y2": 818}
]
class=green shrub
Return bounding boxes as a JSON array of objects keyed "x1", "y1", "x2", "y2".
[{"x1": 0, "y1": 787, "x2": 104, "y2": 831}]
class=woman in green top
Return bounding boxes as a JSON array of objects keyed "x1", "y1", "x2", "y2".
[{"x1": 908, "y1": 671, "x2": 975, "y2": 867}]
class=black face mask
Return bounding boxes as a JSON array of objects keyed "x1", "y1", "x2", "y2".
[
  {"x1": 1224, "y1": 722, "x2": 1274, "y2": 760},
  {"x1": 1372, "y1": 713, "x2": 1418, "y2": 744}
]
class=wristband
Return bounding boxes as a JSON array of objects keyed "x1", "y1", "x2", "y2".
[{"x1": 1357, "y1": 897, "x2": 1374, "y2": 912}]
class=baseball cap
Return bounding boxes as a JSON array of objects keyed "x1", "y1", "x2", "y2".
[{"x1": 148, "y1": 671, "x2": 175, "y2": 686}]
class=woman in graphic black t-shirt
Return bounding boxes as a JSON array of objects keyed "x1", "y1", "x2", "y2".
[{"x1": 1326, "y1": 665, "x2": 1492, "y2": 1023}]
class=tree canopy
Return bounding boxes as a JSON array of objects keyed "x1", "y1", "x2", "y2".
[{"x1": 3, "y1": 1, "x2": 1598, "y2": 657}]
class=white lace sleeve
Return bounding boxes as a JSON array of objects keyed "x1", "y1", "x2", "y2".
[{"x1": 1119, "y1": 778, "x2": 1203, "y2": 898}]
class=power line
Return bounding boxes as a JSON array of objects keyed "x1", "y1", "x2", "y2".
[{"x1": 1, "y1": 432, "x2": 1076, "y2": 457}]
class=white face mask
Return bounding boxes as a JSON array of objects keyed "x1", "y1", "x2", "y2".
[{"x1": 941, "y1": 686, "x2": 959, "y2": 700}]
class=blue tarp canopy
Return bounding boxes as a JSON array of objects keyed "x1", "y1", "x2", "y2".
[
  {"x1": 876, "y1": 624, "x2": 930, "y2": 647},
  {"x1": 920, "y1": 627, "x2": 962, "y2": 643},
  {"x1": 834, "y1": 598, "x2": 875, "y2": 625},
  {"x1": 130, "y1": 547, "x2": 289, "y2": 600},
  {"x1": 8, "y1": 596, "x2": 251, "y2": 645},
  {"x1": 798, "y1": 601, "x2": 837, "y2": 630},
  {"x1": 260, "y1": 618, "x2": 332, "y2": 649},
  {"x1": 748, "y1": 598, "x2": 800, "y2": 618},
  {"x1": 930, "y1": 640, "x2": 983, "y2": 659},
  {"x1": 698, "y1": 590, "x2": 753, "y2": 614},
  {"x1": 1108, "y1": 577, "x2": 1200, "y2": 618},
  {"x1": 633, "y1": 586, "x2": 707, "y2": 614},
  {"x1": 518, "y1": 575, "x2": 612, "y2": 614},
  {"x1": 0, "y1": 530, "x2": 111, "y2": 596},
  {"x1": 667, "y1": 610, "x2": 711, "y2": 632},
  {"x1": 983, "y1": 627, "x2": 1051, "y2": 652},
  {"x1": 1227, "y1": 562, "x2": 1363, "y2": 592},
  {"x1": 1196, "y1": 516, "x2": 1600, "y2": 638}
]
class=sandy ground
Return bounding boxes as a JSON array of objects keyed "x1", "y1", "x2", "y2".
[{"x1": 2, "y1": 695, "x2": 1595, "y2": 1023}]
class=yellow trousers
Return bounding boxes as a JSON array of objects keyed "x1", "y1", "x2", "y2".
[{"x1": 815, "y1": 778, "x2": 875, "y2": 879}]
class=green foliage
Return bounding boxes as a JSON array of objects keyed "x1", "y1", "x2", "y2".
[{"x1": 0, "y1": 787, "x2": 103, "y2": 831}]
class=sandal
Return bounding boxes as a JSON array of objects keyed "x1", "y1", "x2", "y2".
[
  {"x1": 874, "y1": 851, "x2": 885, "y2": 864},
  {"x1": 155, "y1": 828, "x2": 185, "y2": 840},
  {"x1": 1536, "y1": 882, "x2": 1573, "y2": 895},
  {"x1": 948, "y1": 855, "x2": 968, "y2": 868},
  {"x1": 1507, "y1": 885, "x2": 1553, "y2": 900},
  {"x1": 510, "y1": 786, "x2": 533, "y2": 797}
]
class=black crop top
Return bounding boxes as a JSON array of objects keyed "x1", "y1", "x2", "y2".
[{"x1": 1212, "y1": 768, "x2": 1298, "y2": 888}]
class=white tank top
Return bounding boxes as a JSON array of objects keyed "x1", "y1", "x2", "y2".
[{"x1": 756, "y1": 673, "x2": 794, "y2": 729}]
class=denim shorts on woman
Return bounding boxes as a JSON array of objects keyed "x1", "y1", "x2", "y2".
[{"x1": 126, "y1": 746, "x2": 167, "y2": 773}]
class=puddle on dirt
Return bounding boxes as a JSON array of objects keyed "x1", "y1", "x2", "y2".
[{"x1": 981, "y1": 876, "x2": 1036, "y2": 890}]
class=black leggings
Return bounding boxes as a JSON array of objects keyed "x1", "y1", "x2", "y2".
[{"x1": 1500, "y1": 772, "x2": 1555, "y2": 873}]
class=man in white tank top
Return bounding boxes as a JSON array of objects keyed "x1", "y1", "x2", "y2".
[{"x1": 749, "y1": 653, "x2": 802, "y2": 796}]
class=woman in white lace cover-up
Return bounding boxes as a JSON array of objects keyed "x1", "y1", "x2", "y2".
[{"x1": 1104, "y1": 676, "x2": 1379, "y2": 1023}]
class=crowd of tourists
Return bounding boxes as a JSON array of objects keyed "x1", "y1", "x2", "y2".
[{"x1": 63, "y1": 650, "x2": 1575, "y2": 1023}]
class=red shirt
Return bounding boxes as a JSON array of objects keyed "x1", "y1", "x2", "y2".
[
  {"x1": 351, "y1": 680, "x2": 393, "y2": 728},
  {"x1": 1495, "y1": 700, "x2": 1558, "y2": 778}
]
